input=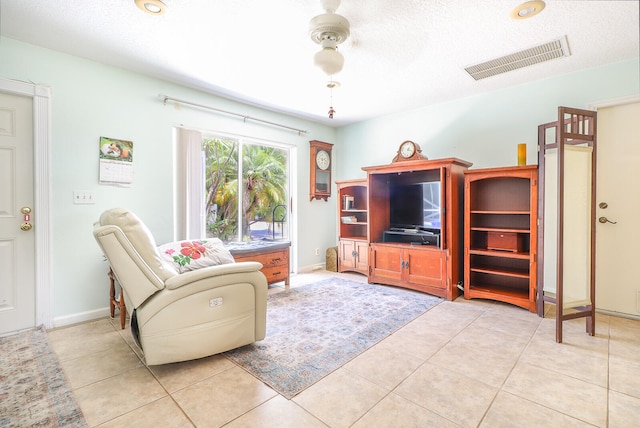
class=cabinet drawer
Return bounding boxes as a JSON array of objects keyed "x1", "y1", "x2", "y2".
[
  {"x1": 260, "y1": 265, "x2": 288, "y2": 283},
  {"x1": 257, "y1": 250, "x2": 288, "y2": 267},
  {"x1": 232, "y1": 247, "x2": 289, "y2": 285},
  {"x1": 235, "y1": 249, "x2": 288, "y2": 267},
  {"x1": 487, "y1": 232, "x2": 523, "y2": 252}
]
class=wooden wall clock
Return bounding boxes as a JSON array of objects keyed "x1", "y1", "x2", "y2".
[
  {"x1": 392, "y1": 140, "x2": 428, "y2": 162},
  {"x1": 309, "y1": 140, "x2": 333, "y2": 201}
]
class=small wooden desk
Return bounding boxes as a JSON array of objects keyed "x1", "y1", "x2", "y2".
[{"x1": 228, "y1": 241, "x2": 291, "y2": 287}]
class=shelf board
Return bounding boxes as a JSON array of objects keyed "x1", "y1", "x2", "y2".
[
  {"x1": 470, "y1": 210, "x2": 530, "y2": 215},
  {"x1": 341, "y1": 221, "x2": 368, "y2": 225},
  {"x1": 470, "y1": 227, "x2": 530, "y2": 233},
  {"x1": 341, "y1": 235, "x2": 368, "y2": 240},
  {"x1": 470, "y1": 266, "x2": 529, "y2": 278},
  {"x1": 469, "y1": 248, "x2": 530, "y2": 259},
  {"x1": 342, "y1": 209, "x2": 368, "y2": 213},
  {"x1": 466, "y1": 283, "x2": 530, "y2": 302}
]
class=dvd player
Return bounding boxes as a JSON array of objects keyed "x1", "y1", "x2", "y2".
[{"x1": 382, "y1": 229, "x2": 440, "y2": 246}]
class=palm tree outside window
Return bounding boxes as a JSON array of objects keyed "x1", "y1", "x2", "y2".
[{"x1": 203, "y1": 136, "x2": 290, "y2": 243}]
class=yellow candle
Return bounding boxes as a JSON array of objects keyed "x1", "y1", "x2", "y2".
[{"x1": 517, "y1": 143, "x2": 526, "y2": 166}]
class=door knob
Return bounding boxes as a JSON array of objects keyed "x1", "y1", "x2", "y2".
[
  {"x1": 20, "y1": 206, "x2": 33, "y2": 230},
  {"x1": 598, "y1": 216, "x2": 617, "y2": 224}
]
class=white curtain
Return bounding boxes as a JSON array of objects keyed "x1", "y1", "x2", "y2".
[{"x1": 175, "y1": 127, "x2": 205, "y2": 240}]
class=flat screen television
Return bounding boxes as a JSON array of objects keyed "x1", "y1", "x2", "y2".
[{"x1": 389, "y1": 181, "x2": 441, "y2": 233}]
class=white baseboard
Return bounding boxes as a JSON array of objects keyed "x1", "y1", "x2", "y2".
[
  {"x1": 296, "y1": 263, "x2": 326, "y2": 274},
  {"x1": 596, "y1": 308, "x2": 640, "y2": 321},
  {"x1": 52, "y1": 307, "x2": 111, "y2": 328}
]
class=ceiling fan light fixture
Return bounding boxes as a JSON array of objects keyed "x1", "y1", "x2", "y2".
[
  {"x1": 135, "y1": 0, "x2": 167, "y2": 15},
  {"x1": 309, "y1": 0, "x2": 350, "y2": 77},
  {"x1": 314, "y1": 46, "x2": 344, "y2": 76},
  {"x1": 510, "y1": 1, "x2": 545, "y2": 20},
  {"x1": 309, "y1": 13, "x2": 350, "y2": 45}
]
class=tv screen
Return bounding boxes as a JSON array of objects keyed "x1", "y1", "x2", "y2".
[{"x1": 389, "y1": 181, "x2": 441, "y2": 231}]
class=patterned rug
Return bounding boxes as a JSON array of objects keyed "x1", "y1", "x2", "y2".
[
  {"x1": 225, "y1": 277, "x2": 442, "y2": 398},
  {"x1": 0, "y1": 325, "x2": 87, "y2": 427}
]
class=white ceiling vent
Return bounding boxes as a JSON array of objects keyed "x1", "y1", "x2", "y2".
[{"x1": 465, "y1": 36, "x2": 571, "y2": 81}]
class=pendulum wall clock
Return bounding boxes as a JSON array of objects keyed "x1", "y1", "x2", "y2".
[{"x1": 309, "y1": 140, "x2": 333, "y2": 201}]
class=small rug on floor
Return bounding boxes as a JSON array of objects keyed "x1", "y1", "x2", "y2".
[
  {"x1": 0, "y1": 325, "x2": 87, "y2": 427},
  {"x1": 225, "y1": 277, "x2": 442, "y2": 398}
]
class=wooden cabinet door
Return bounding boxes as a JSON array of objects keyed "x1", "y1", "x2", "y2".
[
  {"x1": 355, "y1": 240, "x2": 369, "y2": 273},
  {"x1": 369, "y1": 245, "x2": 403, "y2": 282},
  {"x1": 338, "y1": 239, "x2": 356, "y2": 271},
  {"x1": 405, "y1": 248, "x2": 446, "y2": 289},
  {"x1": 339, "y1": 238, "x2": 369, "y2": 274}
]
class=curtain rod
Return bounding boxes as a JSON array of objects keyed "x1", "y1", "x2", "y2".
[{"x1": 160, "y1": 94, "x2": 308, "y2": 135}]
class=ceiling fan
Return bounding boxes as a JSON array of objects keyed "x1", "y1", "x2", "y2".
[
  {"x1": 309, "y1": 0, "x2": 351, "y2": 78},
  {"x1": 308, "y1": 0, "x2": 351, "y2": 118}
]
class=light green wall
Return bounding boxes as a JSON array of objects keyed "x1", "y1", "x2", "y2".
[
  {"x1": 335, "y1": 58, "x2": 640, "y2": 179},
  {"x1": 0, "y1": 38, "x2": 337, "y2": 319},
  {"x1": 1, "y1": 36, "x2": 638, "y2": 323}
]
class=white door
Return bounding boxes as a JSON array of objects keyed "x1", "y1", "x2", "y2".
[
  {"x1": 595, "y1": 100, "x2": 640, "y2": 317},
  {"x1": 0, "y1": 92, "x2": 36, "y2": 333}
]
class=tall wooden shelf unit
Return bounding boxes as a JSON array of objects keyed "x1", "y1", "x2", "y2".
[
  {"x1": 464, "y1": 165, "x2": 538, "y2": 312},
  {"x1": 363, "y1": 158, "x2": 472, "y2": 300},
  {"x1": 336, "y1": 179, "x2": 369, "y2": 275}
]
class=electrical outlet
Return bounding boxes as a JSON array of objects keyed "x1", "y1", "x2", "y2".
[
  {"x1": 73, "y1": 190, "x2": 96, "y2": 204},
  {"x1": 315, "y1": 248, "x2": 320, "y2": 256}
]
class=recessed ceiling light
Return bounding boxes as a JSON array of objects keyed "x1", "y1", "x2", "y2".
[
  {"x1": 510, "y1": 1, "x2": 545, "y2": 20},
  {"x1": 135, "y1": 0, "x2": 167, "y2": 15}
]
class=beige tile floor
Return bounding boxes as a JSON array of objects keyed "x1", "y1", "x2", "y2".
[{"x1": 47, "y1": 271, "x2": 640, "y2": 427}]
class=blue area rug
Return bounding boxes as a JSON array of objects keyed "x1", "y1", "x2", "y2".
[
  {"x1": 0, "y1": 326, "x2": 87, "y2": 427},
  {"x1": 225, "y1": 277, "x2": 442, "y2": 398}
]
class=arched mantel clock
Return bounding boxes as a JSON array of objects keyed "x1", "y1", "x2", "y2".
[
  {"x1": 309, "y1": 140, "x2": 333, "y2": 201},
  {"x1": 392, "y1": 140, "x2": 427, "y2": 162}
]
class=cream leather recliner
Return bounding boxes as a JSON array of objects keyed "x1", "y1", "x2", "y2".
[{"x1": 93, "y1": 208, "x2": 267, "y2": 365}]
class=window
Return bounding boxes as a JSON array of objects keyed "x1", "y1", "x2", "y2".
[
  {"x1": 203, "y1": 135, "x2": 290, "y2": 243},
  {"x1": 174, "y1": 128, "x2": 291, "y2": 245}
]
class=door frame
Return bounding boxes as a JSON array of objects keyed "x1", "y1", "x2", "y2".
[{"x1": 0, "y1": 77, "x2": 52, "y2": 329}]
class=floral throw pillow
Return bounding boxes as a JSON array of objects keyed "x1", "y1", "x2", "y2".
[{"x1": 157, "y1": 238, "x2": 235, "y2": 273}]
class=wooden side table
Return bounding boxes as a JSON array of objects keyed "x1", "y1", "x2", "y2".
[
  {"x1": 228, "y1": 241, "x2": 291, "y2": 288},
  {"x1": 108, "y1": 268, "x2": 127, "y2": 329}
]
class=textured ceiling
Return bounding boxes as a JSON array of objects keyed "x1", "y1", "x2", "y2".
[{"x1": 1, "y1": 0, "x2": 638, "y2": 126}]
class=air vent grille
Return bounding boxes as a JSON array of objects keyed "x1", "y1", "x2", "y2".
[{"x1": 465, "y1": 36, "x2": 571, "y2": 81}]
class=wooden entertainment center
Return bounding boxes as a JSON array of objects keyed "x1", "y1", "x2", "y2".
[
  {"x1": 360, "y1": 157, "x2": 473, "y2": 300},
  {"x1": 336, "y1": 154, "x2": 538, "y2": 308}
]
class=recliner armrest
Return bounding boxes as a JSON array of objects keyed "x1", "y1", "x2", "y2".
[{"x1": 164, "y1": 261, "x2": 264, "y2": 290}]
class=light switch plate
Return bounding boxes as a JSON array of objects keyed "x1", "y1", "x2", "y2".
[{"x1": 73, "y1": 190, "x2": 96, "y2": 204}]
